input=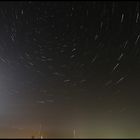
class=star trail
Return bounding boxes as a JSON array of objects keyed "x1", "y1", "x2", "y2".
[{"x1": 0, "y1": 1, "x2": 140, "y2": 138}]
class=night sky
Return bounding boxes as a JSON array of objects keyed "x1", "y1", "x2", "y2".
[{"x1": 0, "y1": 1, "x2": 140, "y2": 138}]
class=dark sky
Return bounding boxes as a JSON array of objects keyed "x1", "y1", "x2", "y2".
[{"x1": 0, "y1": 1, "x2": 140, "y2": 138}]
